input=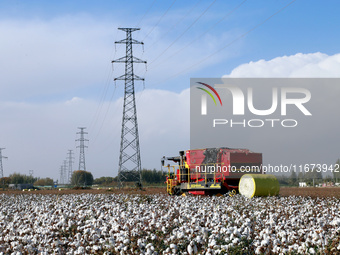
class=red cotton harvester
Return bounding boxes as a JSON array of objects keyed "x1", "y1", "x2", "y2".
[{"x1": 162, "y1": 147, "x2": 264, "y2": 196}]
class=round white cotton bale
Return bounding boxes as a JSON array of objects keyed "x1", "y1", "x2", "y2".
[{"x1": 239, "y1": 174, "x2": 280, "y2": 198}]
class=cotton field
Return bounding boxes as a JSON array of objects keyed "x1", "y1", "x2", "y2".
[{"x1": 0, "y1": 193, "x2": 340, "y2": 255}]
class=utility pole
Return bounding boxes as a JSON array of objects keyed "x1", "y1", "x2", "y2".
[
  {"x1": 76, "y1": 127, "x2": 88, "y2": 171},
  {"x1": 0, "y1": 148, "x2": 7, "y2": 179},
  {"x1": 0, "y1": 148, "x2": 7, "y2": 189},
  {"x1": 112, "y1": 28, "x2": 146, "y2": 187},
  {"x1": 67, "y1": 150, "x2": 74, "y2": 184}
]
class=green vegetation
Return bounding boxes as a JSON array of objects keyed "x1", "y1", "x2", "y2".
[
  {"x1": 9, "y1": 173, "x2": 38, "y2": 184},
  {"x1": 141, "y1": 169, "x2": 167, "y2": 184},
  {"x1": 277, "y1": 160, "x2": 340, "y2": 187},
  {"x1": 34, "y1": 177, "x2": 54, "y2": 186},
  {"x1": 71, "y1": 170, "x2": 94, "y2": 186},
  {"x1": 93, "y1": 176, "x2": 116, "y2": 185},
  {"x1": 93, "y1": 169, "x2": 167, "y2": 186}
]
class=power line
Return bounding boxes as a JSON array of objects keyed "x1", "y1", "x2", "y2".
[
  {"x1": 148, "y1": 0, "x2": 217, "y2": 67},
  {"x1": 87, "y1": 22, "x2": 125, "y2": 149},
  {"x1": 148, "y1": 0, "x2": 297, "y2": 87},
  {"x1": 90, "y1": 84, "x2": 118, "y2": 146},
  {"x1": 148, "y1": 0, "x2": 248, "y2": 69},
  {"x1": 143, "y1": 0, "x2": 202, "y2": 54},
  {"x1": 142, "y1": 0, "x2": 177, "y2": 41},
  {"x1": 88, "y1": 65, "x2": 114, "y2": 132},
  {"x1": 136, "y1": 0, "x2": 158, "y2": 27}
]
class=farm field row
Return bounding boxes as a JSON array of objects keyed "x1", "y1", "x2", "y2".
[
  {"x1": 1, "y1": 187, "x2": 340, "y2": 198},
  {"x1": 0, "y1": 191, "x2": 339, "y2": 254}
]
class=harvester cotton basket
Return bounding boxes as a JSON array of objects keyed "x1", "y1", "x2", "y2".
[{"x1": 239, "y1": 174, "x2": 280, "y2": 198}]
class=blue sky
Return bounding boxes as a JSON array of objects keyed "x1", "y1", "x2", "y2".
[
  {"x1": 1, "y1": 0, "x2": 339, "y2": 99},
  {"x1": 0, "y1": 0, "x2": 339, "y2": 180}
]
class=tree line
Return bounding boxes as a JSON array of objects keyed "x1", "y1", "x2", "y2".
[
  {"x1": 277, "y1": 160, "x2": 340, "y2": 186},
  {"x1": 93, "y1": 169, "x2": 167, "y2": 185},
  {"x1": 0, "y1": 169, "x2": 167, "y2": 187}
]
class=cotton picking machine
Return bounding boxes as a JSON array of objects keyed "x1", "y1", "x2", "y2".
[{"x1": 162, "y1": 147, "x2": 280, "y2": 197}]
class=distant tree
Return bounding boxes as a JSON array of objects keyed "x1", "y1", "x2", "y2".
[
  {"x1": 298, "y1": 172, "x2": 305, "y2": 181},
  {"x1": 113, "y1": 169, "x2": 167, "y2": 184},
  {"x1": 71, "y1": 170, "x2": 94, "y2": 186},
  {"x1": 141, "y1": 169, "x2": 167, "y2": 184},
  {"x1": 0, "y1": 177, "x2": 11, "y2": 188},
  {"x1": 288, "y1": 171, "x2": 298, "y2": 186},
  {"x1": 334, "y1": 159, "x2": 340, "y2": 182},
  {"x1": 93, "y1": 176, "x2": 116, "y2": 185},
  {"x1": 34, "y1": 178, "x2": 54, "y2": 186},
  {"x1": 304, "y1": 168, "x2": 323, "y2": 186},
  {"x1": 276, "y1": 175, "x2": 289, "y2": 186},
  {"x1": 9, "y1": 173, "x2": 38, "y2": 184},
  {"x1": 305, "y1": 168, "x2": 322, "y2": 180}
]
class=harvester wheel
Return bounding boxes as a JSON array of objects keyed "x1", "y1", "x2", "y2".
[{"x1": 173, "y1": 187, "x2": 182, "y2": 196}]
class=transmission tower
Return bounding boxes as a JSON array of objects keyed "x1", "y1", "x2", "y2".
[
  {"x1": 0, "y1": 148, "x2": 7, "y2": 179},
  {"x1": 112, "y1": 28, "x2": 146, "y2": 186},
  {"x1": 59, "y1": 165, "x2": 64, "y2": 184},
  {"x1": 76, "y1": 127, "x2": 88, "y2": 171},
  {"x1": 67, "y1": 150, "x2": 74, "y2": 184},
  {"x1": 63, "y1": 160, "x2": 68, "y2": 184}
]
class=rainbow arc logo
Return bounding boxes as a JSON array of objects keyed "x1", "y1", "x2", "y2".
[{"x1": 196, "y1": 82, "x2": 222, "y2": 115}]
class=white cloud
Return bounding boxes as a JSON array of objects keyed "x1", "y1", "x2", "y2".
[
  {"x1": 0, "y1": 89, "x2": 189, "y2": 180},
  {"x1": 219, "y1": 52, "x2": 340, "y2": 176},
  {"x1": 226, "y1": 52, "x2": 340, "y2": 77},
  {"x1": 0, "y1": 17, "x2": 115, "y2": 101}
]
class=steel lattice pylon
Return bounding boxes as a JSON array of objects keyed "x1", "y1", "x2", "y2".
[
  {"x1": 76, "y1": 127, "x2": 88, "y2": 171},
  {"x1": 67, "y1": 150, "x2": 74, "y2": 184},
  {"x1": 112, "y1": 28, "x2": 146, "y2": 187}
]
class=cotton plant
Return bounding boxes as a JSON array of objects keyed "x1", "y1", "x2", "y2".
[{"x1": 0, "y1": 193, "x2": 339, "y2": 254}]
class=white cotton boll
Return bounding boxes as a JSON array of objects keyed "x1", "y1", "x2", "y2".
[
  {"x1": 187, "y1": 244, "x2": 193, "y2": 255},
  {"x1": 191, "y1": 242, "x2": 197, "y2": 254},
  {"x1": 170, "y1": 244, "x2": 177, "y2": 250},
  {"x1": 232, "y1": 238, "x2": 239, "y2": 245},
  {"x1": 309, "y1": 247, "x2": 316, "y2": 254},
  {"x1": 76, "y1": 246, "x2": 85, "y2": 254},
  {"x1": 272, "y1": 246, "x2": 279, "y2": 253},
  {"x1": 209, "y1": 239, "x2": 217, "y2": 247},
  {"x1": 255, "y1": 246, "x2": 262, "y2": 254},
  {"x1": 261, "y1": 238, "x2": 270, "y2": 246},
  {"x1": 233, "y1": 229, "x2": 240, "y2": 237},
  {"x1": 92, "y1": 245, "x2": 100, "y2": 251},
  {"x1": 230, "y1": 233, "x2": 234, "y2": 240}
]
